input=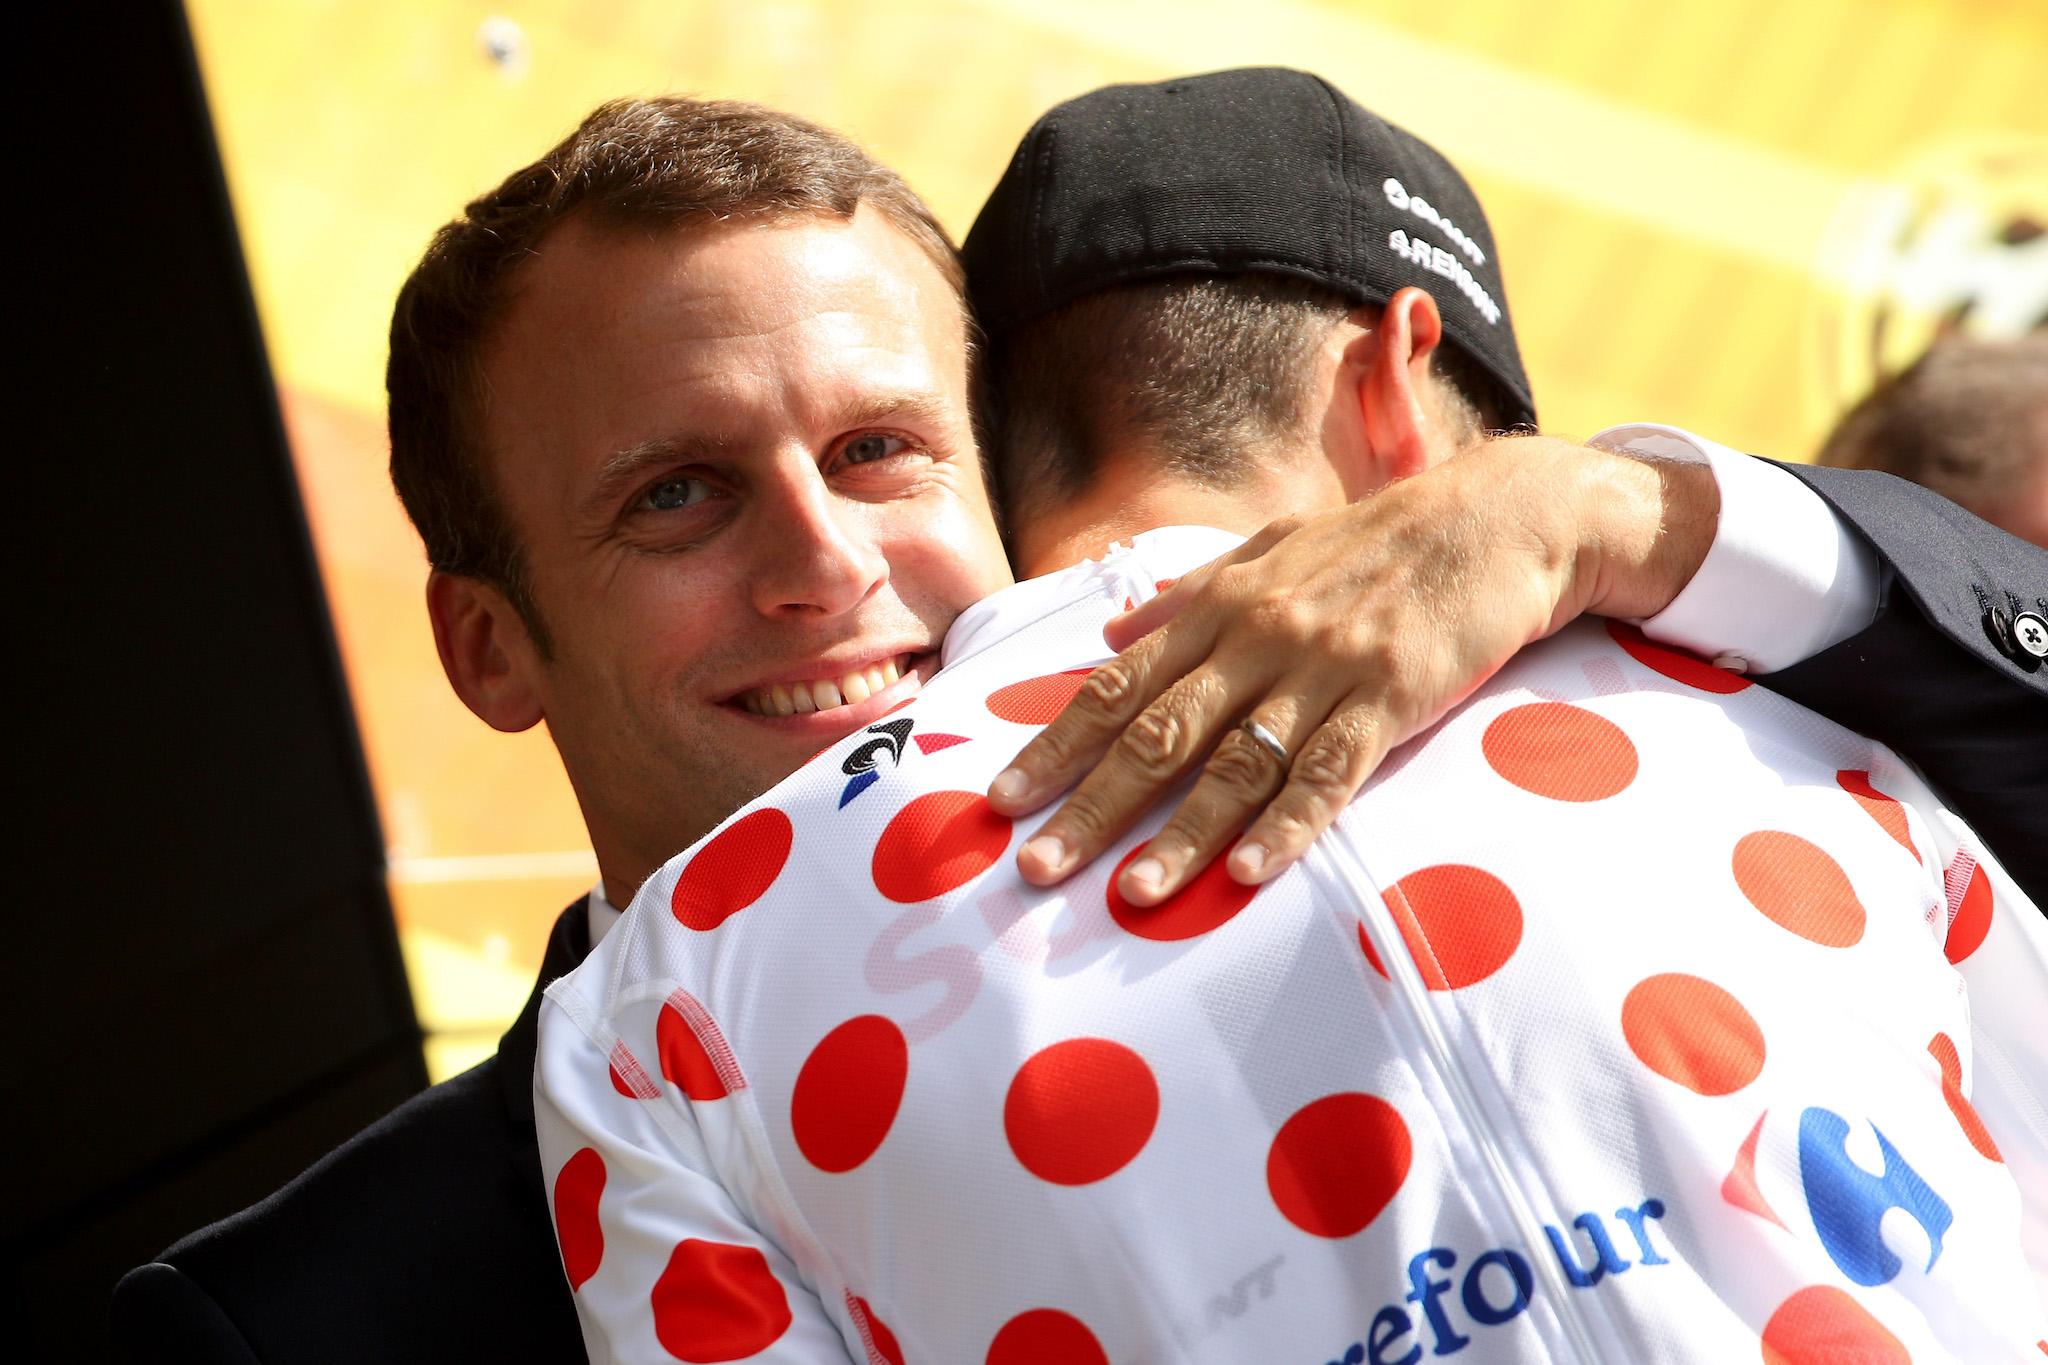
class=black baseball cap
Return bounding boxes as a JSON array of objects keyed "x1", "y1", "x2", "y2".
[{"x1": 963, "y1": 67, "x2": 1536, "y2": 429}]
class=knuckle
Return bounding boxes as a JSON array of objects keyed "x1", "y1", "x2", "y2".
[
  {"x1": 1205, "y1": 730, "x2": 1281, "y2": 795},
  {"x1": 1047, "y1": 789, "x2": 1113, "y2": 845},
  {"x1": 1114, "y1": 705, "x2": 1191, "y2": 778},
  {"x1": 1210, "y1": 561, "x2": 1264, "y2": 607},
  {"x1": 1079, "y1": 659, "x2": 1140, "y2": 713},
  {"x1": 1257, "y1": 796, "x2": 1321, "y2": 849},
  {"x1": 1020, "y1": 720, "x2": 1081, "y2": 773},
  {"x1": 1246, "y1": 594, "x2": 1318, "y2": 648},
  {"x1": 1289, "y1": 731, "x2": 1358, "y2": 801},
  {"x1": 1146, "y1": 815, "x2": 1202, "y2": 861},
  {"x1": 1255, "y1": 514, "x2": 1307, "y2": 548}
]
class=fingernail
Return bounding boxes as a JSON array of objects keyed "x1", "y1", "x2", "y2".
[
  {"x1": 1022, "y1": 834, "x2": 1067, "y2": 875},
  {"x1": 1125, "y1": 856, "x2": 1165, "y2": 897},
  {"x1": 1230, "y1": 842, "x2": 1269, "y2": 882},
  {"x1": 990, "y1": 768, "x2": 1032, "y2": 807}
]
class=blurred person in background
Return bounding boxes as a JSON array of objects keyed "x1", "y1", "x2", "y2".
[
  {"x1": 1817, "y1": 333, "x2": 2048, "y2": 549},
  {"x1": 114, "y1": 73, "x2": 2046, "y2": 1364}
]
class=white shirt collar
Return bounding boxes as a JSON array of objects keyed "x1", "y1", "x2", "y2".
[{"x1": 941, "y1": 525, "x2": 1247, "y2": 665}]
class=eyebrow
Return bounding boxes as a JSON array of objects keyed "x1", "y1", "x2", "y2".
[
  {"x1": 582, "y1": 390, "x2": 960, "y2": 518},
  {"x1": 583, "y1": 433, "x2": 731, "y2": 519}
]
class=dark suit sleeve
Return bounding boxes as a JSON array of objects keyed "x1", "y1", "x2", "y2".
[
  {"x1": 106, "y1": 903, "x2": 593, "y2": 1365},
  {"x1": 1756, "y1": 461, "x2": 2048, "y2": 901},
  {"x1": 111, "y1": 1264, "x2": 263, "y2": 1365}
]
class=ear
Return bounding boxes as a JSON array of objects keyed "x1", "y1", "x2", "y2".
[
  {"x1": 426, "y1": 570, "x2": 546, "y2": 733},
  {"x1": 1346, "y1": 286, "x2": 1447, "y2": 484}
]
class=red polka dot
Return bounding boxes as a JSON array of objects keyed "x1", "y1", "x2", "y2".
[
  {"x1": 1733, "y1": 831, "x2": 1866, "y2": 947},
  {"x1": 673, "y1": 808, "x2": 794, "y2": 930},
  {"x1": 791, "y1": 1015, "x2": 908, "y2": 1173},
  {"x1": 1004, "y1": 1038, "x2": 1159, "y2": 1185},
  {"x1": 1836, "y1": 770, "x2": 1919, "y2": 862},
  {"x1": 1622, "y1": 973, "x2": 1766, "y2": 1096},
  {"x1": 986, "y1": 1309, "x2": 1108, "y2": 1365},
  {"x1": 1482, "y1": 702, "x2": 1638, "y2": 801},
  {"x1": 652, "y1": 1239, "x2": 792, "y2": 1362},
  {"x1": 1267, "y1": 1092, "x2": 1412, "y2": 1238},
  {"x1": 871, "y1": 791, "x2": 1012, "y2": 903},
  {"x1": 1605, "y1": 620, "x2": 1751, "y2": 693},
  {"x1": 850, "y1": 1296, "x2": 905, "y2": 1365},
  {"x1": 607, "y1": 1042, "x2": 657, "y2": 1099},
  {"x1": 553, "y1": 1147, "x2": 606, "y2": 1291},
  {"x1": 659, "y1": 1001, "x2": 729, "y2": 1101},
  {"x1": 1928, "y1": 1032, "x2": 2001, "y2": 1162},
  {"x1": 986, "y1": 669, "x2": 1094, "y2": 725},
  {"x1": 1760, "y1": 1285, "x2": 1908, "y2": 1365},
  {"x1": 1106, "y1": 843, "x2": 1260, "y2": 941},
  {"x1": 1945, "y1": 859, "x2": 1992, "y2": 964},
  {"x1": 1361, "y1": 865, "x2": 1523, "y2": 990}
]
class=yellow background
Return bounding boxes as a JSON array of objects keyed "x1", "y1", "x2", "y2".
[{"x1": 186, "y1": 0, "x2": 2047, "y2": 1078}]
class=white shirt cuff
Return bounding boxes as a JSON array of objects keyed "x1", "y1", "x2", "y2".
[{"x1": 1589, "y1": 423, "x2": 1882, "y2": 674}]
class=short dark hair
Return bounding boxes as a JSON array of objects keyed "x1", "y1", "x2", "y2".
[
  {"x1": 1816, "y1": 334, "x2": 2048, "y2": 509},
  {"x1": 980, "y1": 273, "x2": 1514, "y2": 521},
  {"x1": 387, "y1": 96, "x2": 963, "y2": 648}
]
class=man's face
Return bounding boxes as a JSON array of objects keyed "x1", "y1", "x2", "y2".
[{"x1": 476, "y1": 206, "x2": 1011, "y2": 890}]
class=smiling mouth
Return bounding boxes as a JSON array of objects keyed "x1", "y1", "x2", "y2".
[{"x1": 736, "y1": 653, "x2": 915, "y2": 716}]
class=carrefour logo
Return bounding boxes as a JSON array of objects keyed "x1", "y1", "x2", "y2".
[
  {"x1": 1319, "y1": 1197, "x2": 1671, "y2": 1364},
  {"x1": 1797, "y1": 1106, "x2": 1951, "y2": 1286}
]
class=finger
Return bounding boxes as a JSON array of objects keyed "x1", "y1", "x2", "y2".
[
  {"x1": 1113, "y1": 697, "x2": 1318, "y2": 906},
  {"x1": 1013, "y1": 661, "x2": 1241, "y2": 886},
  {"x1": 988, "y1": 607, "x2": 1221, "y2": 817},
  {"x1": 1227, "y1": 693, "x2": 1394, "y2": 885},
  {"x1": 1102, "y1": 518, "x2": 1295, "y2": 652},
  {"x1": 1102, "y1": 575, "x2": 1187, "y2": 653}
]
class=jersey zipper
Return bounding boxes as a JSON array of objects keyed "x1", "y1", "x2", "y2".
[{"x1": 1317, "y1": 833, "x2": 1622, "y2": 1363}]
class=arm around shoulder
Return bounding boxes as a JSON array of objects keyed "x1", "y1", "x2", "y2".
[{"x1": 1758, "y1": 462, "x2": 2048, "y2": 901}]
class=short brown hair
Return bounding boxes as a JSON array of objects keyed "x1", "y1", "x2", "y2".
[
  {"x1": 387, "y1": 96, "x2": 964, "y2": 646},
  {"x1": 1816, "y1": 334, "x2": 2048, "y2": 510},
  {"x1": 980, "y1": 274, "x2": 1509, "y2": 522}
]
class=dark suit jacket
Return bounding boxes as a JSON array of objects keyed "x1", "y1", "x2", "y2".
[
  {"x1": 1764, "y1": 464, "x2": 2047, "y2": 901},
  {"x1": 107, "y1": 465, "x2": 2046, "y2": 1364},
  {"x1": 110, "y1": 901, "x2": 594, "y2": 1365}
]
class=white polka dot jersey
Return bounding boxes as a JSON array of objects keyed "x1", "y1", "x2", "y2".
[{"x1": 536, "y1": 527, "x2": 2048, "y2": 1364}]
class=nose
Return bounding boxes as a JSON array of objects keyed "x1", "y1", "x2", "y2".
[{"x1": 745, "y1": 459, "x2": 889, "y2": 619}]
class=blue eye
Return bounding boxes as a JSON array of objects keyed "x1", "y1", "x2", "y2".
[
  {"x1": 842, "y1": 433, "x2": 909, "y2": 465},
  {"x1": 642, "y1": 476, "x2": 713, "y2": 511}
]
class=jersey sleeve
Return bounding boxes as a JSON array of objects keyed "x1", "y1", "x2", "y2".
[
  {"x1": 1923, "y1": 813, "x2": 2048, "y2": 1288},
  {"x1": 534, "y1": 993, "x2": 856, "y2": 1364}
]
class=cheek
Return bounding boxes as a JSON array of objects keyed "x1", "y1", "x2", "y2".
[{"x1": 890, "y1": 499, "x2": 1012, "y2": 608}]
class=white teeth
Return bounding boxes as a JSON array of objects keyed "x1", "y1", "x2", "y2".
[{"x1": 740, "y1": 654, "x2": 914, "y2": 716}]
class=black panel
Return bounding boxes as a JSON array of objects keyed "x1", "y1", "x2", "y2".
[{"x1": 10, "y1": 4, "x2": 428, "y2": 1357}]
